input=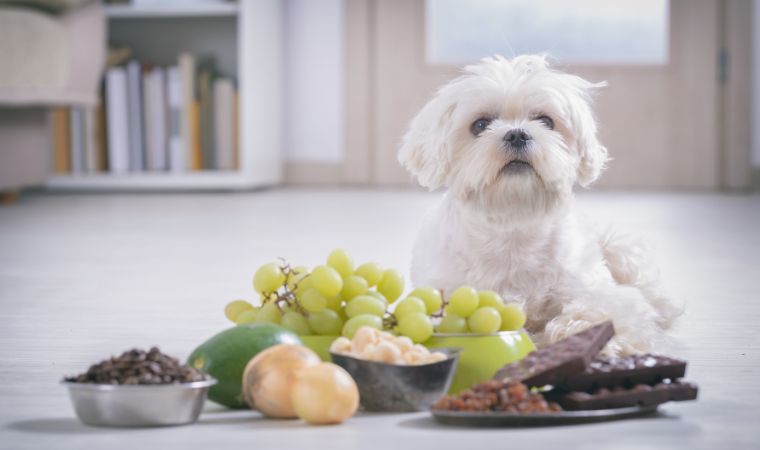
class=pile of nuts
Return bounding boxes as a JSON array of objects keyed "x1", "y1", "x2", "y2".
[
  {"x1": 432, "y1": 379, "x2": 562, "y2": 413},
  {"x1": 65, "y1": 347, "x2": 208, "y2": 385},
  {"x1": 330, "y1": 326, "x2": 448, "y2": 365}
]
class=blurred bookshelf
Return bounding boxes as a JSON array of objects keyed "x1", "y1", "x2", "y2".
[{"x1": 47, "y1": 0, "x2": 283, "y2": 191}]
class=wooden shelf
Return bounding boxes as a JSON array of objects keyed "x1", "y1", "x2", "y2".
[
  {"x1": 47, "y1": 172, "x2": 267, "y2": 191},
  {"x1": 105, "y1": 2, "x2": 238, "y2": 19}
]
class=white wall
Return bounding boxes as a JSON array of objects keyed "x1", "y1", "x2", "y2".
[
  {"x1": 284, "y1": 0, "x2": 345, "y2": 164},
  {"x1": 754, "y1": 0, "x2": 760, "y2": 167}
]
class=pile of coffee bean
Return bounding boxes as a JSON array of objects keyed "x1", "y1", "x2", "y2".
[
  {"x1": 432, "y1": 379, "x2": 562, "y2": 413},
  {"x1": 65, "y1": 347, "x2": 208, "y2": 385}
]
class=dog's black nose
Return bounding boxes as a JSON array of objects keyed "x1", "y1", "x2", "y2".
[{"x1": 504, "y1": 129, "x2": 531, "y2": 148}]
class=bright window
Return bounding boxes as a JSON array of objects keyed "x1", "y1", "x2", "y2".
[{"x1": 426, "y1": 0, "x2": 669, "y2": 65}]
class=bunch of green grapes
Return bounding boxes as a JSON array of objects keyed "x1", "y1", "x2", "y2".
[
  {"x1": 435, "y1": 286, "x2": 527, "y2": 334},
  {"x1": 224, "y1": 249, "x2": 413, "y2": 339},
  {"x1": 224, "y1": 250, "x2": 527, "y2": 344},
  {"x1": 389, "y1": 285, "x2": 526, "y2": 339}
]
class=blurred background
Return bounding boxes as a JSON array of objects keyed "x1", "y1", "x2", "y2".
[
  {"x1": 0, "y1": 0, "x2": 754, "y2": 196},
  {"x1": 1, "y1": 4, "x2": 757, "y2": 445}
]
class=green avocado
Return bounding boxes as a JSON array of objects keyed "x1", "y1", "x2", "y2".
[{"x1": 188, "y1": 323, "x2": 301, "y2": 408}]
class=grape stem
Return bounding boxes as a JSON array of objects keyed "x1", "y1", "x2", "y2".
[
  {"x1": 383, "y1": 313, "x2": 398, "y2": 330},
  {"x1": 266, "y1": 259, "x2": 310, "y2": 316},
  {"x1": 431, "y1": 288, "x2": 448, "y2": 318}
]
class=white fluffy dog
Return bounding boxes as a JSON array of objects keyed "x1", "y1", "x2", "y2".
[{"x1": 399, "y1": 55, "x2": 680, "y2": 355}]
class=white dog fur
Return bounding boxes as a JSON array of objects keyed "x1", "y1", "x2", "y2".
[{"x1": 399, "y1": 55, "x2": 681, "y2": 355}]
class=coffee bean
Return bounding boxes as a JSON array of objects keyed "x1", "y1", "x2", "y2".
[{"x1": 64, "y1": 347, "x2": 208, "y2": 385}]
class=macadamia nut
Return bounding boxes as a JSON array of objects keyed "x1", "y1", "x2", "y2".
[{"x1": 330, "y1": 326, "x2": 448, "y2": 366}]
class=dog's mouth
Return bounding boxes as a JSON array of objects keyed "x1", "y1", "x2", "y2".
[{"x1": 502, "y1": 160, "x2": 533, "y2": 174}]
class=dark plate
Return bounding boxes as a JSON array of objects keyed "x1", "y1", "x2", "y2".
[{"x1": 431, "y1": 405, "x2": 659, "y2": 427}]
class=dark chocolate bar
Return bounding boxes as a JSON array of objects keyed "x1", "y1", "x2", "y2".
[
  {"x1": 493, "y1": 320, "x2": 615, "y2": 387},
  {"x1": 558, "y1": 381, "x2": 698, "y2": 410},
  {"x1": 560, "y1": 354, "x2": 687, "y2": 391}
]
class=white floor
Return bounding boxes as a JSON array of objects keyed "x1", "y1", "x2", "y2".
[{"x1": 0, "y1": 189, "x2": 758, "y2": 450}]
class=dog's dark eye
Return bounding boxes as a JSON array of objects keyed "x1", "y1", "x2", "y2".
[
  {"x1": 470, "y1": 118, "x2": 493, "y2": 136},
  {"x1": 535, "y1": 115, "x2": 554, "y2": 130}
]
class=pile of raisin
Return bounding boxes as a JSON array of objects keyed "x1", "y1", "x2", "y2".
[{"x1": 433, "y1": 379, "x2": 561, "y2": 413}]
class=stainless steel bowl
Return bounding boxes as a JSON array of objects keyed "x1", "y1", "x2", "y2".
[
  {"x1": 63, "y1": 379, "x2": 217, "y2": 427},
  {"x1": 330, "y1": 348, "x2": 460, "y2": 412}
]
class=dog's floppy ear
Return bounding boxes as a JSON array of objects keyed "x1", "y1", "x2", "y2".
[
  {"x1": 563, "y1": 75, "x2": 610, "y2": 187},
  {"x1": 577, "y1": 136, "x2": 609, "y2": 187},
  {"x1": 398, "y1": 87, "x2": 459, "y2": 190}
]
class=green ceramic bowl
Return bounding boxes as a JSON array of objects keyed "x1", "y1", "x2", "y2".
[
  {"x1": 424, "y1": 330, "x2": 535, "y2": 394},
  {"x1": 300, "y1": 335, "x2": 339, "y2": 361}
]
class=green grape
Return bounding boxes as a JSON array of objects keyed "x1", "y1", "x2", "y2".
[
  {"x1": 336, "y1": 307, "x2": 349, "y2": 323},
  {"x1": 310, "y1": 265, "x2": 343, "y2": 297},
  {"x1": 448, "y1": 285, "x2": 479, "y2": 318},
  {"x1": 409, "y1": 287, "x2": 443, "y2": 314},
  {"x1": 345, "y1": 295, "x2": 386, "y2": 318},
  {"x1": 393, "y1": 296, "x2": 426, "y2": 319},
  {"x1": 342, "y1": 314, "x2": 382, "y2": 338},
  {"x1": 224, "y1": 299, "x2": 254, "y2": 322},
  {"x1": 468, "y1": 306, "x2": 502, "y2": 333},
  {"x1": 398, "y1": 312, "x2": 433, "y2": 343},
  {"x1": 300, "y1": 288, "x2": 328, "y2": 313},
  {"x1": 234, "y1": 308, "x2": 259, "y2": 325},
  {"x1": 478, "y1": 290, "x2": 504, "y2": 309},
  {"x1": 377, "y1": 269, "x2": 405, "y2": 303},
  {"x1": 253, "y1": 262, "x2": 286, "y2": 294},
  {"x1": 499, "y1": 303, "x2": 527, "y2": 331},
  {"x1": 325, "y1": 295, "x2": 343, "y2": 312},
  {"x1": 355, "y1": 262, "x2": 383, "y2": 287},
  {"x1": 308, "y1": 309, "x2": 344, "y2": 335},
  {"x1": 436, "y1": 313, "x2": 468, "y2": 333},
  {"x1": 281, "y1": 311, "x2": 312, "y2": 335},
  {"x1": 364, "y1": 290, "x2": 388, "y2": 304},
  {"x1": 295, "y1": 276, "x2": 313, "y2": 298},
  {"x1": 341, "y1": 275, "x2": 369, "y2": 300},
  {"x1": 255, "y1": 302, "x2": 282, "y2": 324},
  {"x1": 327, "y1": 248, "x2": 355, "y2": 278},
  {"x1": 287, "y1": 265, "x2": 309, "y2": 291}
]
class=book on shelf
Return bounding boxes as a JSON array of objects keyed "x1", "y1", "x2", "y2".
[
  {"x1": 143, "y1": 67, "x2": 168, "y2": 171},
  {"x1": 190, "y1": 100, "x2": 202, "y2": 170},
  {"x1": 96, "y1": 101, "x2": 108, "y2": 172},
  {"x1": 69, "y1": 107, "x2": 85, "y2": 173},
  {"x1": 213, "y1": 77, "x2": 235, "y2": 171},
  {"x1": 178, "y1": 53, "x2": 202, "y2": 171},
  {"x1": 106, "y1": 67, "x2": 130, "y2": 174},
  {"x1": 198, "y1": 68, "x2": 215, "y2": 170},
  {"x1": 126, "y1": 60, "x2": 146, "y2": 172},
  {"x1": 52, "y1": 51, "x2": 239, "y2": 176},
  {"x1": 166, "y1": 65, "x2": 184, "y2": 172},
  {"x1": 51, "y1": 108, "x2": 71, "y2": 173},
  {"x1": 232, "y1": 91, "x2": 239, "y2": 170},
  {"x1": 83, "y1": 107, "x2": 98, "y2": 173}
]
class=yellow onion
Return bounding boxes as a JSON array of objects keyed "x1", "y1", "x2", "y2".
[
  {"x1": 242, "y1": 344, "x2": 320, "y2": 418},
  {"x1": 291, "y1": 362, "x2": 359, "y2": 425}
]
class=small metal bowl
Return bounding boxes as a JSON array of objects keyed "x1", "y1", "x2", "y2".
[
  {"x1": 62, "y1": 379, "x2": 217, "y2": 427},
  {"x1": 330, "y1": 348, "x2": 460, "y2": 412}
]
